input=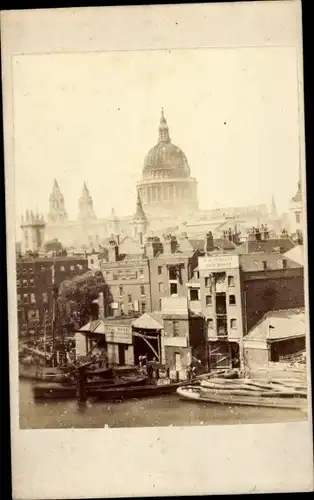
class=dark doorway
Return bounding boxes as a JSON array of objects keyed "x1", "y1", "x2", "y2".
[
  {"x1": 133, "y1": 330, "x2": 159, "y2": 364},
  {"x1": 118, "y1": 344, "x2": 126, "y2": 366},
  {"x1": 230, "y1": 343, "x2": 240, "y2": 368}
]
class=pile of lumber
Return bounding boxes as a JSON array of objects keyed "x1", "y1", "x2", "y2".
[
  {"x1": 249, "y1": 362, "x2": 308, "y2": 382},
  {"x1": 199, "y1": 376, "x2": 308, "y2": 399}
]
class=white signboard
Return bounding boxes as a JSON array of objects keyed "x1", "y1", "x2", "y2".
[
  {"x1": 198, "y1": 254, "x2": 239, "y2": 271},
  {"x1": 163, "y1": 337, "x2": 188, "y2": 348},
  {"x1": 103, "y1": 325, "x2": 133, "y2": 344}
]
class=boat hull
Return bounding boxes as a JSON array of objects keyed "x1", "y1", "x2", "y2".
[
  {"x1": 33, "y1": 376, "x2": 148, "y2": 400},
  {"x1": 177, "y1": 387, "x2": 308, "y2": 410},
  {"x1": 89, "y1": 381, "x2": 192, "y2": 401}
]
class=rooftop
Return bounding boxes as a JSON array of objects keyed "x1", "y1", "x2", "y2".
[
  {"x1": 245, "y1": 308, "x2": 306, "y2": 342},
  {"x1": 16, "y1": 255, "x2": 88, "y2": 263},
  {"x1": 283, "y1": 245, "x2": 304, "y2": 267},
  {"x1": 239, "y1": 252, "x2": 302, "y2": 272},
  {"x1": 233, "y1": 237, "x2": 295, "y2": 255}
]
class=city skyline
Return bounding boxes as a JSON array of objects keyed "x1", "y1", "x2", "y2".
[{"x1": 13, "y1": 46, "x2": 300, "y2": 230}]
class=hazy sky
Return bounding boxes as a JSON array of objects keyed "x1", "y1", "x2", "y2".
[{"x1": 13, "y1": 46, "x2": 300, "y2": 227}]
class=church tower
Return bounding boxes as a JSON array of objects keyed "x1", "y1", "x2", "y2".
[
  {"x1": 270, "y1": 194, "x2": 278, "y2": 220},
  {"x1": 289, "y1": 166, "x2": 303, "y2": 241},
  {"x1": 78, "y1": 182, "x2": 96, "y2": 221},
  {"x1": 21, "y1": 211, "x2": 46, "y2": 254},
  {"x1": 48, "y1": 179, "x2": 68, "y2": 222},
  {"x1": 108, "y1": 208, "x2": 120, "y2": 240},
  {"x1": 133, "y1": 191, "x2": 148, "y2": 245}
]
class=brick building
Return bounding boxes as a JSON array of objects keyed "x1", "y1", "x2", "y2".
[
  {"x1": 188, "y1": 250, "x2": 304, "y2": 370},
  {"x1": 16, "y1": 255, "x2": 89, "y2": 337},
  {"x1": 146, "y1": 233, "x2": 201, "y2": 311},
  {"x1": 99, "y1": 237, "x2": 151, "y2": 318}
]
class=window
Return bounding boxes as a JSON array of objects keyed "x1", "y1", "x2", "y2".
[
  {"x1": 41, "y1": 266, "x2": 46, "y2": 272},
  {"x1": 60, "y1": 266, "x2": 65, "y2": 272},
  {"x1": 205, "y1": 295, "x2": 212, "y2": 306},
  {"x1": 296, "y1": 212, "x2": 301, "y2": 223},
  {"x1": 282, "y1": 259, "x2": 287, "y2": 269},
  {"x1": 120, "y1": 303, "x2": 125, "y2": 315},
  {"x1": 70, "y1": 265, "x2": 75, "y2": 271},
  {"x1": 194, "y1": 271, "x2": 200, "y2": 279},
  {"x1": 42, "y1": 292, "x2": 48, "y2": 303},
  {"x1": 207, "y1": 318, "x2": 214, "y2": 329},
  {"x1": 230, "y1": 318, "x2": 237, "y2": 329},
  {"x1": 30, "y1": 293, "x2": 36, "y2": 304},
  {"x1": 28, "y1": 309, "x2": 38, "y2": 320},
  {"x1": 119, "y1": 286, "x2": 123, "y2": 296},
  {"x1": 172, "y1": 320, "x2": 180, "y2": 337},
  {"x1": 170, "y1": 282, "x2": 178, "y2": 295},
  {"x1": 29, "y1": 279, "x2": 35, "y2": 287},
  {"x1": 22, "y1": 279, "x2": 28, "y2": 286},
  {"x1": 128, "y1": 293, "x2": 132, "y2": 303},
  {"x1": 169, "y1": 266, "x2": 177, "y2": 280},
  {"x1": 17, "y1": 280, "x2": 21, "y2": 288},
  {"x1": 262, "y1": 261, "x2": 267, "y2": 270},
  {"x1": 158, "y1": 266, "x2": 162, "y2": 275},
  {"x1": 140, "y1": 285, "x2": 145, "y2": 296},
  {"x1": 158, "y1": 282, "x2": 164, "y2": 293},
  {"x1": 229, "y1": 294, "x2": 236, "y2": 305},
  {"x1": 29, "y1": 267, "x2": 34, "y2": 274},
  {"x1": 141, "y1": 302, "x2": 146, "y2": 313},
  {"x1": 139, "y1": 269, "x2": 144, "y2": 279},
  {"x1": 190, "y1": 289, "x2": 199, "y2": 301},
  {"x1": 23, "y1": 294, "x2": 29, "y2": 303},
  {"x1": 17, "y1": 294, "x2": 21, "y2": 304},
  {"x1": 205, "y1": 277, "x2": 211, "y2": 288},
  {"x1": 90, "y1": 259, "x2": 94, "y2": 265},
  {"x1": 228, "y1": 276, "x2": 235, "y2": 287},
  {"x1": 159, "y1": 298, "x2": 162, "y2": 310}
]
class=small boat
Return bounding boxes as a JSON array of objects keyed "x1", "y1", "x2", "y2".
[
  {"x1": 85, "y1": 367, "x2": 114, "y2": 379},
  {"x1": 19, "y1": 365, "x2": 71, "y2": 383},
  {"x1": 89, "y1": 380, "x2": 194, "y2": 401},
  {"x1": 33, "y1": 376, "x2": 148, "y2": 400},
  {"x1": 176, "y1": 386, "x2": 308, "y2": 410}
]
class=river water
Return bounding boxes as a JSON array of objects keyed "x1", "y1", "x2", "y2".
[{"x1": 19, "y1": 380, "x2": 307, "y2": 429}]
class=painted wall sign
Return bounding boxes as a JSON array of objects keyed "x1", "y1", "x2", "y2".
[
  {"x1": 103, "y1": 325, "x2": 133, "y2": 344},
  {"x1": 112, "y1": 270, "x2": 138, "y2": 280},
  {"x1": 198, "y1": 254, "x2": 240, "y2": 271}
]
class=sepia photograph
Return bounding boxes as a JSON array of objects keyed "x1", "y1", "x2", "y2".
[{"x1": 2, "y1": 1, "x2": 313, "y2": 498}]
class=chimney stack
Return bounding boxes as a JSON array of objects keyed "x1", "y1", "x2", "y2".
[
  {"x1": 108, "y1": 239, "x2": 119, "y2": 262},
  {"x1": 145, "y1": 236, "x2": 161, "y2": 259},
  {"x1": 98, "y1": 291, "x2": 105, "y2": 320},
  {"x1": 205, "y1": 231, "x2": 214, "y2": 253},
  {"x1": 163, "y1": 234, "x2": 177, "y2": 254}
]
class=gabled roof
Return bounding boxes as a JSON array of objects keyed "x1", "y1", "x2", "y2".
[
  {"x1": 133, "y1": 312, "x2": 164, "y2": 330},
  {"x1": 79, "y1": 319, "x2": 103, "y2": 333}
]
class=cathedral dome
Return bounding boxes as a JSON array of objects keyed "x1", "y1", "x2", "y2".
[{"x1": 142, "y1": 110, "x2": 191, "y2": 180}]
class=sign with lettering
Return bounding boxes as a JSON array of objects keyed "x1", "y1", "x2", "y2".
[
  {"x1": 198, "y1": 255, "x2": 239, "y2": 271},
  {"x1": 112, "y1": 270, "x2": 138, "y2": 280},
  {"x1": 103, "y1": 325, "x2": 133, "y2": 344}
]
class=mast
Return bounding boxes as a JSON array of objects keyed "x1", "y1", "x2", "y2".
[
  {"x1": 43, "y1": 309, "x2": 47, "y2": 358},
  {"x1": 51, "y1": 258, "x2": 57, "y2": 366}
]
